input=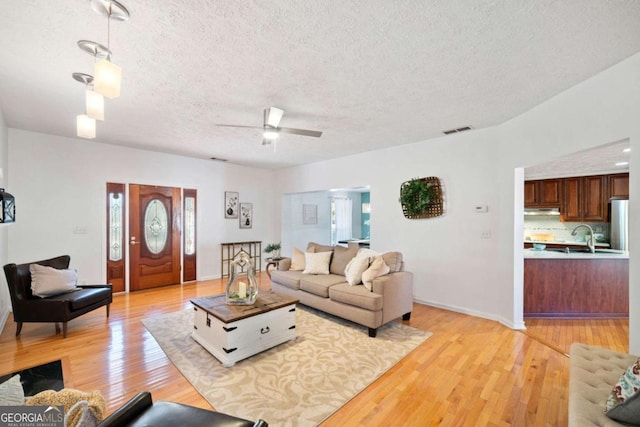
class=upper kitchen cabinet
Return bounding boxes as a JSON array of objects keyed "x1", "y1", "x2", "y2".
[
  {"x1": 608, "y1": 173, "x2": 629, "y2": 199},
  {"x1": 524, "y1": 179, "x2": 562, "y2": 207},
  {"x1": 562, "y1": 175, "x2": 607, "y2": 222}
]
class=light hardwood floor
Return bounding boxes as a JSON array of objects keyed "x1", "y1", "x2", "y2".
[{"x1": 0, "y1": 274, "x2": 629, "y2": 426}]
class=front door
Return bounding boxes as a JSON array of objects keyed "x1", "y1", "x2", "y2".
[{"x1": 129, "y1": 184, "x2": 181, "y2": 290}]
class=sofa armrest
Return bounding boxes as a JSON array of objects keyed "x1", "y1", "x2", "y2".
[
  {"x1": 372, "y1": 271, "x2": 414, "y2": 324},
  {"x1": 277, "y1": 258, "x2": 291, "y2": 271},
  {"x1": 98, "y1": 391, "x2": 153, "y2": 427}
]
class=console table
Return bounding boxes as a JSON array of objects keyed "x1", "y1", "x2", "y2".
[
  {"x1": 191, "y1": 292, "x2": 298, "y2": 367},
  {"x1": 220, "y1": 241, "x2": 262, "y2": 278}
]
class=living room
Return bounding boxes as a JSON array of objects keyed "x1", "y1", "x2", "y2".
[{"x1": 1, "y1": 2, "x2": 639, "y2": 426}]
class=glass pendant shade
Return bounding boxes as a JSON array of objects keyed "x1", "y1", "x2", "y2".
[
  {"x1": 0, "y1": 188, "x2": 15, "y2": 224},
  {"x1": 77, "y1": 114, "x2": 96, "y2": 139},
  {"x1": 226, "y1": 250, "x2": 258, "y2": 305},
  {"x1": 94, "y1": 59, "x2": 121, "y2": 99},
  {"x1": 86, "y1": 89, "x2": 104, "y2": 120}
]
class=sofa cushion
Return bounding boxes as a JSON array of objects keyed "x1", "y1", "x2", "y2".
[
  {"x1": 307, "y1": 242, "x2": 335, "y2": 253},
  {"x1": 290, "y1": 247, "x2": 305, "y2": 271},
  {"x1": 30, "y1": 264, "x2": 79, "y2": 298},
  {"x1": 299, "y1": 274, "x2": 346, "y2": 298},
  {"x1": 382, "y1": 252, "x2": 403, "y2": 272},
  {"x1": 46, "y1": 288, "x2": 111, "y2": 311},
  {"x1": 270, "y1": 270, "x2": 303, "y2": 290},
  {"x1": 606, "y1": 358, "x2": 640, "y2": 424},
  {"x1": 361, "y1": 256, "x2": 391, "y2": 291},
  {"x1": 303, "y1": 251, "x2": 332, "y2": 275},
  {"x1": 330, "y1": 243, "x2": 359, "y2": 275},
  {"x1": 329, "y1": 283, "x2": 383, "y2": 311}
]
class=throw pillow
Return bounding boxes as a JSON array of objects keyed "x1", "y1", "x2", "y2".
[
  {"x1": 330, "y1": 243, "x2": 359, "y2": 275},
  {"x1": 361, "y1": 256, "x2": 391, "y2": 291},
  {"x1": 302, "y1": 251, "x2": 333, "y2": 275},
  {"x1": 344, "y1": 253, "x2": 371, "y2": 286},
  {"x1": 605, "y1": 358, "x2": 640, "y2": 425},
  {"x1": 289, "y1": 247, "x2": 306, "y2": 271},
  {"x1": 382, "y1": 251, "x2": 403, "y2": 272},
  {"x1": 30, "y1": 264, "x2": 79, "y2": 298},
  {"x1": 0, "y1": 374, "x2": 25, "y2": 406}
]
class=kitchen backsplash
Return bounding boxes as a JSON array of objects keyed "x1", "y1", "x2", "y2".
[{"x1": 524, "y1": 216, "x2": 609, "y2": 243}]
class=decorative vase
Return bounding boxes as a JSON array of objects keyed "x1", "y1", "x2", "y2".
[{"x1": 226, "y1": 250, "x2": 258, "y2": 305}]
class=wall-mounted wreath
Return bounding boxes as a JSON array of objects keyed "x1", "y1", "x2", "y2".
[{"x1": 399, "y1": 176, "x2": 443, "y2": 219}]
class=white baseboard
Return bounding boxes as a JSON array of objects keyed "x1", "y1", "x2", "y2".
[{"x1": 414, "y1": 297, "x2": 527, "y2": 330}]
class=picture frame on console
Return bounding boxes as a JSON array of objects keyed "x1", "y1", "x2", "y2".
[
  {"x1": 225, "y1": 191, "x2": 239, "y2": 218},
  {"x1": 240, "y1": 202, "x2": 253, "y2": 229}
]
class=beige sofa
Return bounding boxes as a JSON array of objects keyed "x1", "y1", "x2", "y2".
[
  {"x1": 270, "y1": 242, "x2": 414, "y2": 337},
  {"x1": 569, "y1": 343, "x2": 639, "y2": 426}
]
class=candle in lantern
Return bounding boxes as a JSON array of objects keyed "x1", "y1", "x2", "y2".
[{"x1": 238, "y1": 281, "x2": 247, "y2": 298}]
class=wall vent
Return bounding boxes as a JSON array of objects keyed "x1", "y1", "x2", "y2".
[
  {"x1": 443, "y1": 126, "x2": 473, "y2": 135},
  {"x1": 210, "y1": 157, "x2": 228, "y2": 162}
]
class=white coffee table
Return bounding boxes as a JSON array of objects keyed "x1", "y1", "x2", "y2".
[{"x1": 191, "y1": 292, "x2": 298, "y2": 367}]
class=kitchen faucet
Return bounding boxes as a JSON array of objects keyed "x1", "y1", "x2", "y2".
[{"x1": 571, "y1": 224, "x2": 595, "y2": 253}]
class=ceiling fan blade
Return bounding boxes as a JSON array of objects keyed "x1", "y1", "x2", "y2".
[
  {"x1": 278, "y1": 127, "x2": 323, "y2": 138},
  {"x1": 265, "y1": 107, "x2": 284, "y2": 128},
  {"x1": 216, "y1": 124, "x2": 262, "y2": 129}
]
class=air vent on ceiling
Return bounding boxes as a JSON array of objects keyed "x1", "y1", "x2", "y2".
[
  {"x1": 443, "y1": 126, "x2": 473, "y2": 135},
  {"x1": 210, "y1": 157, "x2": 228, "y2": 162}
]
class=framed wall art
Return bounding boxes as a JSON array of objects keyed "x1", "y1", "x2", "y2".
[
  {"x1": 240, "y1": 202, "x2": 253, "y2": 229},
  {"x1": 303, "y1": 204, "x2": 317, "y2": 224},
  {"x1": 225, "y1": 191, "x2": 239, "y2": 218}
]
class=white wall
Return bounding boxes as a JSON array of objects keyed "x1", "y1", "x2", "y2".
[
  {"x1": 276, "y1": 52, "x2": 640, "y2": 352},
  {"x1": 7, "y1": 130, "x2": 278, "y2": 285},
  {"x1": 0, "y1": 106, "x2": 10, "y2": 331}
]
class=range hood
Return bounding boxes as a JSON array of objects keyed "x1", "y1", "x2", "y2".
[{"x1": 524, "y1": 207, "x2": 561, "y2": 216}]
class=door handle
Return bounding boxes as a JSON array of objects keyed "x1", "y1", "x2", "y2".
[{"x1": 130, "y1": 237, "x2": 140, "y2": 245}]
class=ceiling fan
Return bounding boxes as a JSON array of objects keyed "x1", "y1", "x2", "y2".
[{"x1": 217, "y1": 107, "x2": 322, "y2": 146}]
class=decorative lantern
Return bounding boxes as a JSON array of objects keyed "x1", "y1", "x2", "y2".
[
  {"x1": 226, "y1": 250, "x2": 258, "y2": 305},
  {"x1": 0, "y1": 188, "x2": 15, "y2": 224}
]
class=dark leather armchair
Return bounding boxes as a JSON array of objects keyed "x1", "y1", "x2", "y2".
[
  {"x1": 98, "y1": 391, "x2": 268, "y2": 427},
  {"x1": 3, "y1": 255, "x2": 112, "y2": 338}
]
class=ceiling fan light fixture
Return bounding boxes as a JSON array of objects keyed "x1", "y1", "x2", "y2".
[
  {"x1": 263, "y1": 129, "x2": 279, "y2": 140},
  {"x1": 265, "y1": 107, "x2": 284, "y2": 128},
  {"x1": 77, "y1": 114, "x2": 96, "y2": 139}
]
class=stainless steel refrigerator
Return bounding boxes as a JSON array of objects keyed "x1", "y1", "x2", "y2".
[{"x1": 609, "y1": 198, "x2": 629, "y2": 251}]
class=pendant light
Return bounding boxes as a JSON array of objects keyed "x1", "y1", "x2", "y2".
[
  {"x1": 73, "y1": 72, "x2": 104, "y2": 121},
  {"x1": 76, "y1": 114, "x2": 96, "y2": 139},
  {"x1": 73, "y1": 73, "x2": 100, "y2": 139},
  {"x1": 88, "y1": 0, "x2": 130, "y2": 99}
]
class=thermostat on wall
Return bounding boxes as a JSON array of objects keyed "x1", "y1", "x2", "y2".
[{"x1": 474, "y1": 205, "x2": 488, "y2": 213}]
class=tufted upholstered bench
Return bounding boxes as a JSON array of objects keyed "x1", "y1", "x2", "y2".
[{"x1": 569, "y1": 343, "x2": 638, "y2": 427}]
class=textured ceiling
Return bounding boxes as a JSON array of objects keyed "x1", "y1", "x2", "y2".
[
  {"x1": 1, "y1": 1, "x2": 640, "y2": 169},
  {"x1": 525, "y1": 139, "x2": 630, "y2": 180}
]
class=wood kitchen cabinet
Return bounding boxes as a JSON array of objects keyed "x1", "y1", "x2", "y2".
[
  {"x1": 608, "y1": 173, "x2": 629, "y2": 199},
  {"x1": 524, "y1": 179, "x2": 562, "y2": 207},
  {"x1": 562, "y1": 175, "x2": 607, "y2": 222}
]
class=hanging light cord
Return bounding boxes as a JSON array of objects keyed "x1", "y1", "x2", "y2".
[{"x1": 106, "y1": 1, "x2": 112, "y2": 61}]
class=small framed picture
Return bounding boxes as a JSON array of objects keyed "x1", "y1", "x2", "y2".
[
  {"x1": 225, "y1": 191, "x2": 239, "y2": 218},
  {"x1": 240, "y1": 202, "x2": 253, "y2": 229},
  {"x1": 303, "y1": 204, "x2": 317, "y2": 224}
]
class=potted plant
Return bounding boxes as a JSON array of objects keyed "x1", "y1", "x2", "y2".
[
  {"x1": 264, "y1": 242, "x2": 282, "y2": 260},
  {"x1": 399, "y1": 177, "x2": 436, "y2": 217}
]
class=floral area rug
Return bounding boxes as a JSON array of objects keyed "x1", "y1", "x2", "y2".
[{"x1": 142, "y1": 305, "x2": 431, "y2": 427}]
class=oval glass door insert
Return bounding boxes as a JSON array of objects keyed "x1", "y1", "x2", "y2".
[{"x1": 144, "y1": 199, "x2": 168, "y2": 254}]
